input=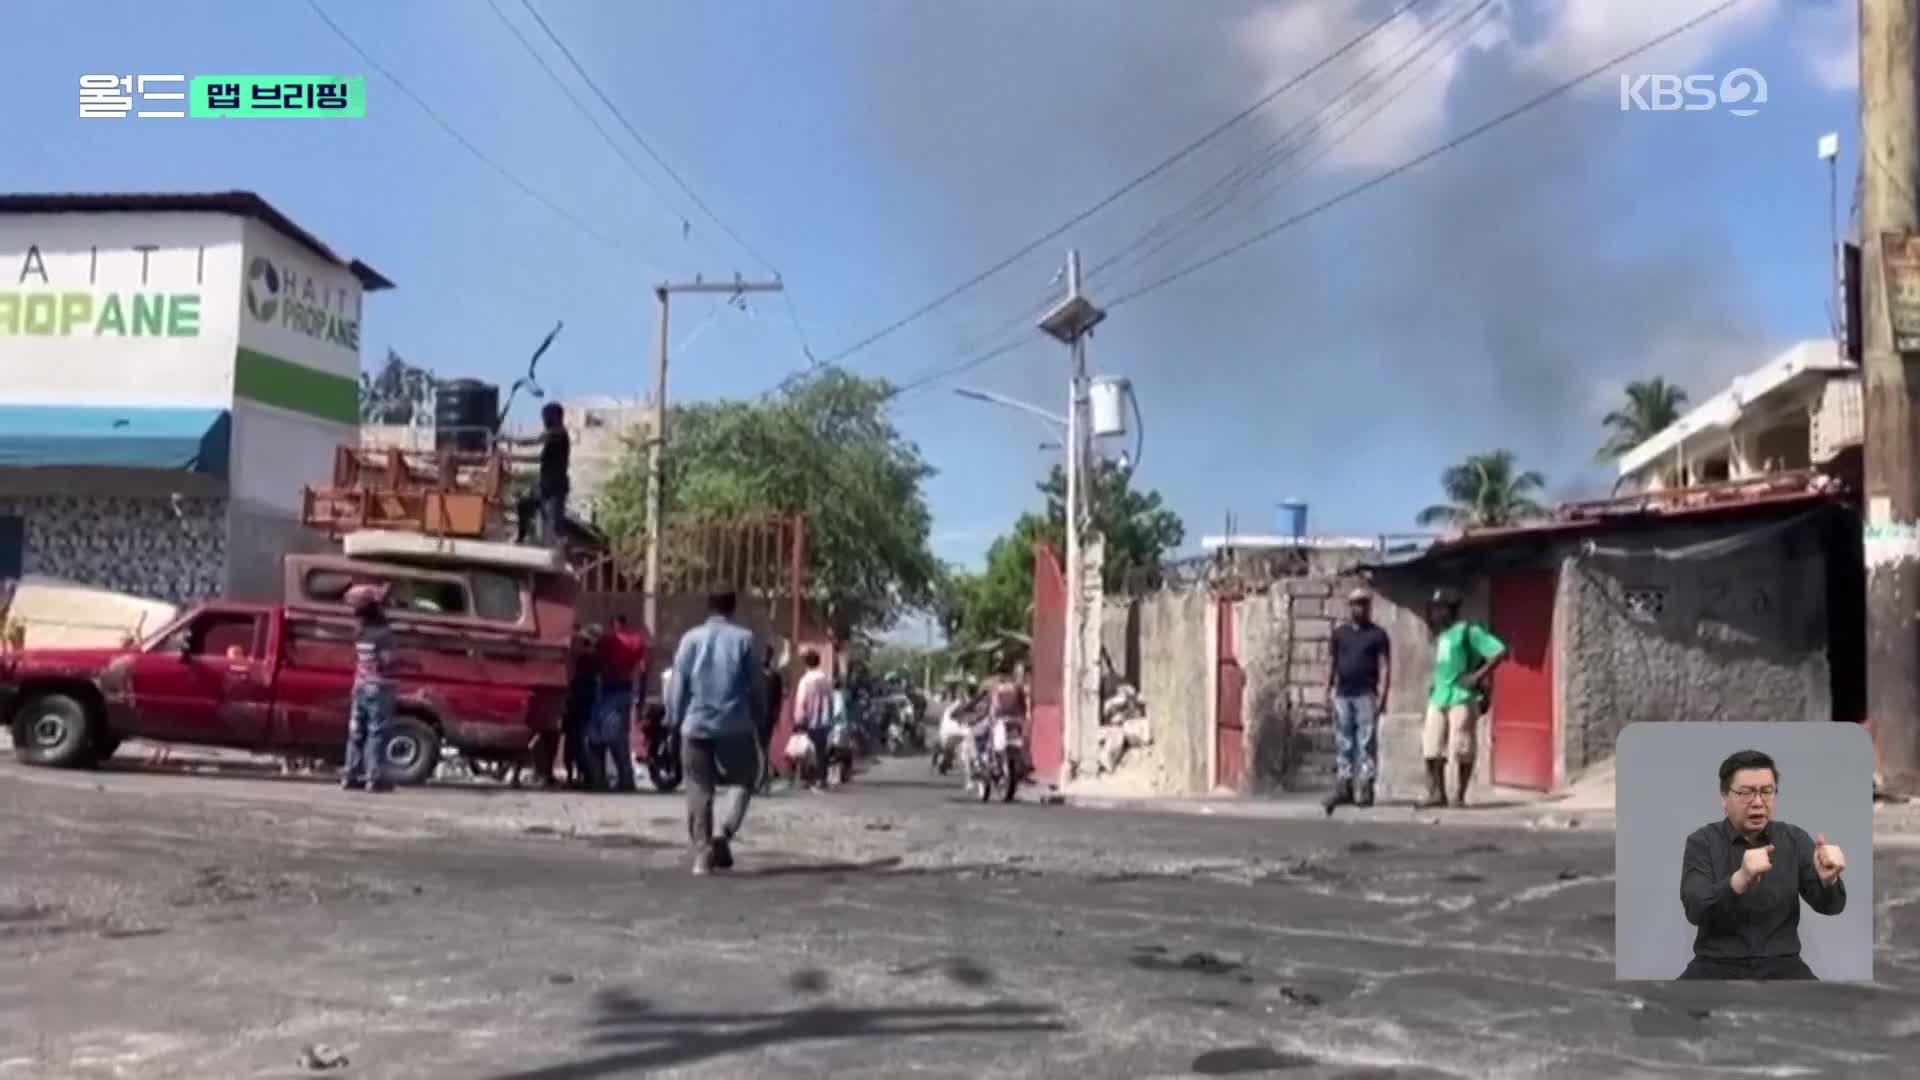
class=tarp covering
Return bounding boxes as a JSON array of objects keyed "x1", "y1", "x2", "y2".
[
  {"x1": 0, "y1": 406, "x2": 230, "y2": 473},
  {"x1": 0, "y1": 575, "x2": 178, "y2": 648}
]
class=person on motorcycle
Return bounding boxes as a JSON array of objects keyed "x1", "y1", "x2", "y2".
[
  {"x1": 978, "y1": 654, "x2": 1027, "y2": 765},
  {"x1": 936, "y1": 678, "x2": 980, "y2": 774}
]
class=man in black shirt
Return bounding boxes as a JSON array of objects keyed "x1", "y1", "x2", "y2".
[
  {"x1": 1678, "y1": 749, "x2": 1848, "y2": 980},
  {"x1": 1324, "y1": 587, "x2": 1391, "y2": 814},
  {"x1": 508, "y1": 402, "x2": 571, "y2": 545}
]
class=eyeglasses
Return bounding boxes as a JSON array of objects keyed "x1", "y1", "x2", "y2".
[{"x1": 1727, "y1": 786, "x2": 1777, "y2": 802}]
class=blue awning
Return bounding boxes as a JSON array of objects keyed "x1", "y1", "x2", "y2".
[{"x1": 0, "y1": 406, "x2": 230, "y2": 474}]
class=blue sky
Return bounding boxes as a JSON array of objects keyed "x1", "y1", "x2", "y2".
[{"x1": 7, "y1": 0, "x2": 1858, "y2": 570}]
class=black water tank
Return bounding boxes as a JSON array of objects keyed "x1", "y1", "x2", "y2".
[{"x1": 434, "y1": 378, "x2": 499, "y2": 453}]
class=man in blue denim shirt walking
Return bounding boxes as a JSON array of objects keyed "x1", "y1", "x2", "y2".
[
  {"x1": 342, "y1": 584, "x2": 396, "y2": 793},
  {"x1": 669, "y1": 591, "x2": 766, "y2": 875}
]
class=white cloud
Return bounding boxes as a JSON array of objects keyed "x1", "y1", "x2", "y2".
[
  {"x1": 1231, "y1": 0, "x2": 1785, "y2": 171},
  {"x1": 1794, "y1": 2, "x2": 1857, "y2": 92},
  {"x1": 1513, "y1": 0, "x2": 1780, "y2": 83},
  {"x1": 1233, "y1": 2, "x2": 1505, "y2": 171}
]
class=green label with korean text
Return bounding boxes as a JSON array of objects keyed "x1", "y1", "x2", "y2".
[{"x1": 190, "y1": 76, "x2": 365, "y2": 118}]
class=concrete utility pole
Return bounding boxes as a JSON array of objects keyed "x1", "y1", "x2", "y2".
[
  {"x1": 1039, "y1": 250, "x2": 1105, "y2": 780},
  {"x1": 1861, "y1": 0, "x2": 1920, "y2": 794},
  {"x1": 645, "y1": 275, "x2": 783, "y2": 632}
]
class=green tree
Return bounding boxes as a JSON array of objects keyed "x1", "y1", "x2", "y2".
[
  {"x1": 958, "y1": 512, "x2": 1055, "y2": 646},
  {"x1": 949, "y1": 461, "x2": 1186, "y2": 648},
  {"x1": 599, "y1": 368, "x2": 938, "y2": 639},
  {"x1": 359, "y1": 349, "x2": 436, "y2": 425},
  {"x1": 1415, "y1": 450, "x2": 1548, "y2": 529},
  {"x1": 1596, "y1": 377, "x2": 1689, "y2": 461},
  {"x1": 1038, "y1": 459, "x2": 1187, "y2": 592}
]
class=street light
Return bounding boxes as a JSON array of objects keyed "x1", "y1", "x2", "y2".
[{"x1": 1041, "y1": 250, "x2": 1105, "y2": 787}]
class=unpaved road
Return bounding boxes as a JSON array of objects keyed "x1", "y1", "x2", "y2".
[{"x1": 1, "y1": 753, "x2": 1917, "y2": 1079}]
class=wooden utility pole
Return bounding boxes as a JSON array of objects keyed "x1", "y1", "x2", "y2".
[
  {"x1": 1861, "y1": 0, "x2": 1920, "y2": 794},
  {"x1": 644, "y1": 275, "x2": 784, "y2": 632}
]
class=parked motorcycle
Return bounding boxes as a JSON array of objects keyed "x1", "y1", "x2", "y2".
[
  {"x1": 970, "y1": 716, "x2": 1029, "y2": 803},
  {"x1": 636, "y1": 702, "x2": 682, "y2": 793}
]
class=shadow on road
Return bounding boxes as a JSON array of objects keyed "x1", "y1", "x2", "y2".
[{"x1": 486, "y1": 985, "x2": 1068, "y2": 1079}]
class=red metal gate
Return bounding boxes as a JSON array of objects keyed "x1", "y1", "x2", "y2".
[
  {"x1": 1215, "y1": 596, "x2": 1246, "y2": 791},
  {"x1": 1489, "y1": 568, "x2": 1556, "y2": 790},
  {"x1": 575, "y1": 513, "x2": 815, "y2": 768},
  {"x1": 1028, "y1": 543, "x2": 1066, "y2": 785}
]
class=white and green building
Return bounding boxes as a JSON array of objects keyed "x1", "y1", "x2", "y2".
[{"x1": 0, "y1": 192, "x2": 392, "y2": 603}]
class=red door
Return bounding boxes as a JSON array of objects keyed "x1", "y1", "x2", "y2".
[
  {"x1": 1214, "y1": 597, "x2": 1246, "y2": 791},
  {"x1": 1489, "y1": 569, "x2": 1556, "y2": 790},
  {"x1": 131, "y1": 609, "x2": 272, "y2": 746}
]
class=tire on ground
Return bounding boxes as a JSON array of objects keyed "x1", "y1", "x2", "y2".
[
  {"x1": 381, "y1": 713, "x2": 442, "y2": 787},
  {"x1": 9, "y1": 692, "x2": 98, "y2": 769}
]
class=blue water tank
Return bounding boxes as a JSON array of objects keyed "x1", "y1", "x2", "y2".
[{"x1": 1277, "y1": 499, "x2": 1308, "y2": 540}]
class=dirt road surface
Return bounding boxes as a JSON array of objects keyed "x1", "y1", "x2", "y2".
[{"x1": 0, "y1": 752, "x2": 1915, "y2": 1079}]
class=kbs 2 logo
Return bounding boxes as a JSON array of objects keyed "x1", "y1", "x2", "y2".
[{"x1": 1618, "y1": 69, "x2": 1768, "y2": 117}]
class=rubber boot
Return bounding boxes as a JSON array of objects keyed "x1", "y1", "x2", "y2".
[
  {"x1": 1417, "y1": 759, "x2": 1449, "y2": 809},
  {"x1": 1454, "y1": 757, "x2": 1475, "y2": 808},
  {"x1": 1322, "y1": 779, "x2": 1353, "y2": 817}
]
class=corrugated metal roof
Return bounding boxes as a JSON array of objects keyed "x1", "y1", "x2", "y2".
[
  {"x1": 1368, "y1": 470, "x2": 1843, "y2": 568},
  {"x1": 0, "y1": 191, "x2": 393, "y2": 291}
]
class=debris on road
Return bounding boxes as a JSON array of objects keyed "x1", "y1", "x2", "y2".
[{"x1": 297, "y1": 1043, "x2": 348, "y2": 1071}]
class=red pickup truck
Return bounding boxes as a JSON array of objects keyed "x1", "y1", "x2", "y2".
[{"x1": 2, "y1": 538, "x2": 577, "y2": 785}]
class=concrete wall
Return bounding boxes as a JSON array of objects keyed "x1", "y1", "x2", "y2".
[
  {"x1": 1094, "y1": 589, "x2": 1212, "y2": 794},
  {"x1": 0, "y1": 493, "x2": 227, "y2": 606},
  {"x1": 1558, "y1": 520, "x2": 1831, "y2": 771}
]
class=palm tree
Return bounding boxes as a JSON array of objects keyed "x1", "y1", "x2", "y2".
[
  {"x1": 1416, "y1": 450, "x2": 1548, "y2": 530},
  {"x1": 1596, "y1": 378, "x2": 1689, "y2": 461}
]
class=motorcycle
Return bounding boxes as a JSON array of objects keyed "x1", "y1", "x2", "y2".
[
  {"x1": 970, "y1": 715, "x2": 1029, "y2": 803},
  {"x1": 636, "y1": 701, "x2": 682, "y2": 793}
]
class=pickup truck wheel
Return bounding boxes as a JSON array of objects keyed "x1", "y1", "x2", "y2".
[
  {"x1": 10, "y1": 693, "x2": 96, "y2": 768},
  {"x1": 381, "y1": 716, "x2": 442, "y2": 787}
]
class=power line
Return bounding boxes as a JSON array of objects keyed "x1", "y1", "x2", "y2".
[
  {"x1": 1091, "y1": 0, "x2": 1495, "y2": 290},
  {"x1": 303, "y1": 0, "x2": 642, "y2": 259},
  {"x1": 1105, "y1": 0, "x2": 1754, "y2": 312},
  {"x1": 810, "y1": 0, "x2": 1435, "y2": 371},
  {"x1": 889, "y1": 0, "x2": 1486, "y2": 405},
  {"x1": 883, "y1": 0, "x2": 1752, "y2": 406},
  {"x1": 514, "y1": 0, "x2": 821, "y2": 366},
  {"x1": 518, "y1": 0, "x2": 778, "y2": 274},
  {"x1": 483, "y1": 0, "x2": 686, "y2": 233}
]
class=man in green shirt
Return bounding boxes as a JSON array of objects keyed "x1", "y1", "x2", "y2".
[{"x1": 1422, "y1": 587, "x2": 1506, "y2": 808}]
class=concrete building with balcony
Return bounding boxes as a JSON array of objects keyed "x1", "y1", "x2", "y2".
[{"x1": 1616, "y1": 340, "x2": 1859, "y2": 493}]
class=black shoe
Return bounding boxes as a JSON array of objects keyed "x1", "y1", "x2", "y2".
[
  {"x1": 1322, "y1": 780, "x2": 1353, "y2": 816},
  {"x1": 366, "y1": 779, "x2": 394, "y2": 793},
  {"x1": 710, "y1": 836, "x2": 735, "y2": 871},
  {"x1": 1355, "y1": 781, "x2": 1375, "y2": 807},
  {"x1": 340, "y1": 776, "x2": 362, "y2": 791}
]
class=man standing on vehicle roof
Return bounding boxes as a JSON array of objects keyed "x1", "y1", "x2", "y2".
[
  {"x1": 342, "y1": 584, "x2": 395, "y2": 793},
  {"x1": 593, "y1": 614, "x2": 647, "y2": 793},
  {"x1": 669, "y1": 590, "x2": 766, "y2": 875},
  {"x1": 505, "y1": 402, "x2": 570, "y2": 546}
]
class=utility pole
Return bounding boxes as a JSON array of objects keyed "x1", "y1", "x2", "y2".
[
  {"x1": 644, "y1": 275, "x2": 784, "y2": 632},
  {"x1": 1861, "y1": 0, "x2": 1920, "y2": 795},
  {"x1": 1039, "y1": 251, "x2": 1105, "y2": 782}
]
